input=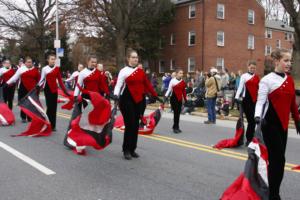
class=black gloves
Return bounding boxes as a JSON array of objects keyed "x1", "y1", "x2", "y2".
[
  {"x1": 154, "y1": 96, "x2": 164, "y2": 104},
  {"x1": 35, "y1": 85, "x2": 40, "y2": 90},
  {"x1": 255, "y1": 117, "x2": 261, "y2": 124},
  {"x1": 163, "y1": 96, "x2": 168, "y2": 104},
  {"x1": 295, "y1": 121, "x2": 300, "y2": 135},
  {"x1": 235, "y1": 98, "x2": 242, "y2": 104}
]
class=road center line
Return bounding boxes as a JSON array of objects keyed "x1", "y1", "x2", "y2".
[{"x1": 0, "y1": 141, "x2": 56, "y2": 176}]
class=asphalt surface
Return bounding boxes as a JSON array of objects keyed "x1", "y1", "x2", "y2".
[{"x1": 1, "y1": 98, "x2": 300, "y2": 200}]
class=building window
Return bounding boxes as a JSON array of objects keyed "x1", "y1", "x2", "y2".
[
  {"x1": 248, "y1": 35, "x2": 255, "y2": 50},
  {"x1": 276, "y1": 40, "x2": 281, "y2": 48},
  {"x1": 189, "y1": 4, "x2": 196, "y2": 18},
  {"x1": 265, "y1": 45, "x2": 272, "y2": 55},
  {"x1": 217, "y1": 31, "x2": 225, "y2": 46},
  {"x1": 159, "y1": 60, "x2": 165, "y2": 73},
  {"x1": 217, "y1": 4, "x2": 225, "y2": 19},
  {"x1": 248, "y1": 10, "x2": 255, "y2": 24},
  {"x1": 188, "y1": 57, "x2": 196, "y2": 72},
  {"x1": 216, "y1": 58, "x2": 224, "y2": 69},
  {"x1": 189, "y1": 31, "x2": 196, "y2": 46},
  {"x1": 265, "y1": 29, "x2": 272, "y2": 38},
  {"x1": 170, "y1": 59, "x2": 175, "y2": 70},
  {"x1": 285, "y1": 32, "x2": 293, "y2": 41},
  {"x1": 170, "y1": 33, "x2": 176, "y2": 45}
]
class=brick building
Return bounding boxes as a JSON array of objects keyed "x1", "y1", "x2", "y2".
[
  {"x1": 265, "y1": 20, "x2": 294, "y2": 56},
  {"x1": 154, "y1": 0, "x2": 265, "y2": 74}
]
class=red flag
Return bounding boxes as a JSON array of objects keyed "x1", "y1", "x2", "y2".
[
  {"x1": 0, "y1": 87, "x2": 15, "y2": 126},
  {"x1": 292, "y1": 165, "x2": 300, "y2": 170},
  {"x1": 57, "y1": 88, "x2": 74, "y2": 110},
  {"x1": 220, "y1": 125, "x2": 269, "y2": 200},
  {"x1": 64, "y1": 91, "x2": 115, "y2": 155},
  {"x1": 13, "y1": 88, "x2": 52, "y2": 137},
  {"x1": 214, "y1": 104, "x2": 244, "y2": 149},
  {"x1": 114, "y1": 105, "x2": 163, "y2": 135}
]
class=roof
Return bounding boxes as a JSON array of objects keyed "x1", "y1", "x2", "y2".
[
  {"x1": 171, "y1": 0, "x2": 195, "y2": 5},
  {"x1": 266, "y1": 20, "x2": 295, "y2": 32}
]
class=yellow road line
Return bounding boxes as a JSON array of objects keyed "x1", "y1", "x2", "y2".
[{"x1": 57, "y1": 112, "x2": 299, "y2": 173}]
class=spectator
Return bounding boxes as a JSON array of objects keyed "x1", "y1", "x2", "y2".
[
  {"x1": 229, "y1": 72, "x2": 236, "y2": 90},
  {"x1": 204, "y1": 68, "x2": 221, "y2": 124},
  {"x1": 171, "y1": 71, "x2": 177, "y2": 78},
  {"x1": 162, "y1": 73, "x2": 172, "y2": 95},
  {"x1": 151, "y1": 72, "x2": 158, "y2": 90},
  {"x1": 194, "y1": 70, "x2": 205, "y2": 89},
  {"x1": 220, "y1": 68, "x2": 229, "y2": 90},
  {"x1": 231, "y1": 70, "x2": 243, "y2": 110}
]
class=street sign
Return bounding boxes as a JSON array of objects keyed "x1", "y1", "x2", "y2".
[
  {"x1": 57, "y1": 48, "x2": 64, "y2": 57},
  {"x1": 54, "y1": 40, "x2": 61, "y2": 48}
]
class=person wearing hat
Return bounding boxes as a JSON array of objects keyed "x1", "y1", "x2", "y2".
[{"x1": 204, "y1": 68, "x2": 221, "y2": 124}]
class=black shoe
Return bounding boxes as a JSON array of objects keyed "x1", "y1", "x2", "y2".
[
  {"x1": 130, "y1": 152, "x2": 140, "y2": 158},
  {"x1": 204, "y1": 120, "x2": 212, "y2": 124},
  {"x1": 178, "y1": 129, "x2": 182, "y2": 133},
  {"x1": 123, "y1": 151, "x2": 132, "y2": 160},
  {"x1": 173, "y1": 129, "x2": 180, "y2": 134},
  {"x1": 52, "y1": 128, "x2": 57, "y2": 132},
  {"x1": 21, "y1": 119, "x2": 27, "y2": 123},
  {"x1": 245, "y1": 140, "x2": 251, "y2": 147}
]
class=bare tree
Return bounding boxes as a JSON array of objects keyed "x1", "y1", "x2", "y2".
[
  {"x1": 280, "y1": 0, "x2": 300, "y2": 76},
  {"x1": 0, "y1": 0, "x2": 59, "y2": 64}
]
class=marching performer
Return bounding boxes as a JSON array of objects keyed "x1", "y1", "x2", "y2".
[
  {"x1": 165, "y1": 69, "x2": 187, "y2": 133},
  {"x1": 255, "y1": 49, "x2": 300, "y2": 200},
  {"x1": 65, "y1": 64, "x2": 84, "y2": 90},
  {"x1": 37, "y1": 53, "x2": 69, "y2": 131},
  {"x1": 0, "y1": 59, "x2": 15, "y2": 110},
  {"x1": 73, "y1": 55, "x2": 109, "y2": 102},
  {"x1": 113, "y1": 50, "x2": 159, "y2": 160},
  {"x1": 6, "y1": 57, "x2": 40, "y2": 122},
  {"x1": 235, "y1": 60, "x2": 259, "y2": 145}
]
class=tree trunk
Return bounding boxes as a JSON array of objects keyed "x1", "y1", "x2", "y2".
[
  {"x1": 292, "y1": 17, "x2": 300, "y2": 78},
  {"x1": 115, "y1": 34, "x2": 126, "y2": 69}
]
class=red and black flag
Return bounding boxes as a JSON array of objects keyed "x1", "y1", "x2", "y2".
[
  {"x1": 220, "y1": 124, "x2": 269, "y2": 200},
  {"x1": 57, "y1": 88, "x2": 74, "y2": 110},
  {"x1": 292, "y1": 165, "x2": 300, "y2": 171},
  {"x1": 214, "y1": 103, "x2": 244, "y2": 149},
  {"x1": 64, "y1": 90, "x2": 114, "y2": 155},
  {"x1": 0, "y1": 86, "x2": 15, "y2": 126},
  {"x1": 114, "y1": 105, "x2": 163, "y2": 135},
  {"x1": 12, "y1": 88, "x2": 52, "y2": 137}
]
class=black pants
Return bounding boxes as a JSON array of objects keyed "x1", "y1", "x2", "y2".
[
  {"x1": 170, "y1": 94, "x2": 182, "y2": 129},
  {"x1": 18, "y1": 83, "x2": 30, "y2": 120},
  {"x1": 119, "y1": 88, "x2": 143, "y2": 153},
  {"x1": 262, "y1": 105, "x2": 288, "y2": 199},
  {"x1": 3, "y1": 85, "x2": 15, "y2": 110},
  {"x1": 242, "y1": 92, "x2": 255, "y2": 142},
  {"x1": 44, "y1": 83, "x2": 58, "y2": 129}
]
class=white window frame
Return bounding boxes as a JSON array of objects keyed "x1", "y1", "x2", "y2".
[
  {"x1": 265, "y1": 45, "x2": 272, "y2": 55},
  {"x1": 276, "y1": 39, "x2": 281, "y2": 48},
  {"x1": 217, "y1": 31, "x2": 225, "y2": 47},
  {"x1": 170, "y1": 59, "x2": 175, "y2": 70},
  {"x1": 216, "y1": 58, "x2": 224, "y2": 69},
  {"x1": 170, "y1": 33, "x2": 175, "y2": 45},
  {"x1": 188, "y1": 57, "x2": 196, "y2": 72},
  {"x1": 217, "y1": 4, "x2": 225, "y2": 19},
  {"x1": 248, "y1": 9, "x2": 255, "y2": 24},
  {"x1": 248, "y1": 34, "x2": 255, "y2": 50},
  {"x1": 159, "y1": 60, "x2": 165, "y2": 73},
  {"x1": 188, "y1": 31, "x2": 196, "y2": 46},
  {"x1": 189, "y1": 4, "x2": 196, "y2": 19},
  {"x1": 265, "y1": 29, "x2": 272, "y2": 39}
]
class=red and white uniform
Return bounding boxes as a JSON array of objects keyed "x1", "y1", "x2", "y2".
[
  {"x1": 7, "y1": 66, "x2": 40, "y2": 90},
  {"x1": 74, "y1": 68, "x2": 109, "y2": 97},
  {"x1": 38, "y1": 65, "x2": 66, "y2": 93},
  {"x1": 235, "y1": 72, "x2": 260, "y2": 102},
  {"x1": 0, "y1": 67, "x2": 15, "y2": 85},
  {"x1": 255, "y1": 72, "x2": 299, "y2": 130},
  {"x1": 165, "y1": 78, "x2": 187, "y2": 102},
  {"x1": 114, "y1": 66, "x2": 157, "y2": 103}
]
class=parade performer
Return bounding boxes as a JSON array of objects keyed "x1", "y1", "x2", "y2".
[
  {"x1": 0, "y1": 59, "x2": 15, "y2": 109},
  {"x1": 6, "y1": 57, "x2": 40, "y2": 123},
  {"x1": 235, "y1": 60, "x2": 259, "y2": 145},
  {"x1": 113, "y1": 50, "x2": 159, "y2": 160},
  {"x1": 164, "y1": 69, "x2": 187, "y2": 133},
  {"x1": 37, "y1": 53, "x2": 69, "y2": 131},
  {"x1": 255, "y1": 49, "x2": 300, "y2": 200},
  {"x1": 65, "y1": 63, "x2": 84, "y2": 90}
]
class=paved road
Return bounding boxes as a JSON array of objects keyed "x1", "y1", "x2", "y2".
[{"x1": 1, "y1": 100, "x2": 300, "y2": 200}]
